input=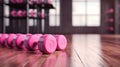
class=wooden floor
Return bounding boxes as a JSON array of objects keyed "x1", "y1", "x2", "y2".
[{"x1": 0, "y1": 34, "x2": 120, "y2": 67}]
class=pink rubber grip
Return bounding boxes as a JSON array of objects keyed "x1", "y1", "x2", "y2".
[
  {"x1": 54, "y1": 35, "x2": 67, "y2": 50},
  {"x1": 7, "y1": 34, "x2": 17, "y2": 48},
  {"x1": 38, "y1": 34, "x2": 57, "y2": 54},
  {"x1": 16, "y1": 34, "x2": 26, "y2": 49},
  {"x1": 28, "y1": 34, "x2": 42, "y2": 50}
]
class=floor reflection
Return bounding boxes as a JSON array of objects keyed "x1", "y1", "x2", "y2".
[
  {"x1": 71, "y1": 34, "x2": 105, "y2": 67},
  {"x1": 0, "y1": 34, "x2": 119, "y2": 67},
  {"x1": 0, "y1": 48, "x2": 68, "y2": 67}
]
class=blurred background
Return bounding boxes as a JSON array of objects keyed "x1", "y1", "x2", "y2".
[{"x1": 0, "y1": 0, "x2": 119, "y2": 34}]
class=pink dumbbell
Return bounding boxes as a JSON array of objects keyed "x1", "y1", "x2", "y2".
[
  {"x1": 105, "y1": 8, "x2": 114, "y2": 14},
  {"x1": 23, "y1": 34, "x2": 33, "y2": 50},
  {"x1": 17, "y1": 10, "x2": 26, "y2": 17},
  {"x1": 11, "y1": 0, "x2": 17, "y2": 3},
  {"x1": 16, "y1": 0, "x2": 24, "y2": 3},
  {"x1": 16, "y1": 34, "x2": 26, "y2": 49},
  {"x1": 17, "y1": 10, "x2": 23, "y2": 17},
  {"x1": 109, "y1": 9, "x2": 114, "y2": 13},
  {"x1": 106, "y1": 18, "x2": 114, "y2": 22},
  {"x1": 38, "y1": 34, "x2": 57, "y2": 54},
  {"x1": 25, "y1": 34, "x2": 42, "y2": 50},
  {"x1": 108, "y1": 27, "x2": 114, "y2": 31},
  {"x1": 11, "y1": 10, "x2": 17, "y2": 17},
  {"x1": 7, "y1": 34, "x2": 17, "y2": 48},
  {"x1": 0, "y1": 34, "x2": 9, "y2": 47},
  {"x1": 54, "y1": 35, "x2": 67, "y2": 50}
]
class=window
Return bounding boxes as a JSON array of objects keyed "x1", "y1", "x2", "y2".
[
  {"x1": 4, "y1": 5, "x2": 9, "y2": 17},
  {"x1": 72, "y1": 0, "x2": 100, "y2": 27},
  {"x1": 49, "y1": 0, "x2": 60, "y2": 26}
]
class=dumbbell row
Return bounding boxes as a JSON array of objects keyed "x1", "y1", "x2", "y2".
[
  {"x1": 11, "y1": 10, "x2": 45, "y2": 18},
  {"x1": 11, "y1": 0, "x2": 51, "y2": 4},
  {"x1": 0, "y1": 34, "x2": 67, "y2": 54},
  {"x1": 11, "y1": 0, "x2": 25, "y2": 4}
]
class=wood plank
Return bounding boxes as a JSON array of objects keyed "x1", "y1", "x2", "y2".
[{"x1": 0, "y1": 34, "x2": 120, "y2": 67}]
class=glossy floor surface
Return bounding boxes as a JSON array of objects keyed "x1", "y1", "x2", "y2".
[{"x1": 0, "y1": 34, "x2": 120, "y2": 67}]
